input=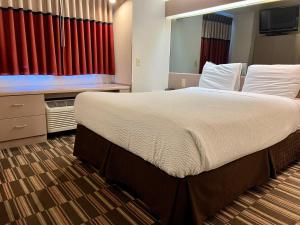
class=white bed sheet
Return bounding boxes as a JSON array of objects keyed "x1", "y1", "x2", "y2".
[{"x1": 75, "y1": 88, "x2": 300, "y2": 178}]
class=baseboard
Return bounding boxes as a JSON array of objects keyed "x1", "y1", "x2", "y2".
[{"x1": 0, "y1": 135, "x2": 47, "y2": 149}]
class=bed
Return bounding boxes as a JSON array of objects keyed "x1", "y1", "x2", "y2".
[{"x1": 73, "y1": 87, "x2": 300, "y2": 225}]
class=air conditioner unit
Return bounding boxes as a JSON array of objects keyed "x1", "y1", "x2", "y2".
[{"x1": 45, "y1": 99, "x2": 77, "y2": 133}]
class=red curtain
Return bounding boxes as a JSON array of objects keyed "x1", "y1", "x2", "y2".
[
  {"x1": 199, "y1": 14, "x2": 232, "y2": 73},
  {"x1": 199, "y1": 38, "x2": 231, "y2": 73},
  {"x1": 0, "y1": 8, "x2": 115, "y2": 75}
]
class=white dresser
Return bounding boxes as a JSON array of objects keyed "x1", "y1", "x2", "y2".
[{"x1": 0, "y1": 94, "x2": 47, "y2": 148}]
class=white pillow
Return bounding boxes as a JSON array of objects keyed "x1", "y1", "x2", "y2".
[
  {"x1": 199, "y1": 62, "x2": 242, "y2": 91},
  {"x1": 242, "y1": 65, "x2": 300, "y2": 98}
]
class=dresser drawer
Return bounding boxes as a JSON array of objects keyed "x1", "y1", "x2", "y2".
[
  {"x1": 0, "y1": 95, "x2": 45, "y2": 119},
  {"x1": 0, "y1": 115, "x2": 47, "y2": 142}
]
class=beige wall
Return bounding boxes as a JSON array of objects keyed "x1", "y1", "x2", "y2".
[
  {"x1": 168, "y1": 72, "x2": 246, "y2": 90},
  {"x1": 229, "y1": 0, "x2": 300, "y2": 65},
  {"x1": 113, "y1": 0, "x2": 133, "y2": 85},
  {"x1": 165, "y1": 0, "x2": 242, "y2": 17},
  {"x1": 229, "y1": 11, "x2": 256, "y2": 65},
  {"x1": 131, "y1": 0, "x2": 171, "y2": 92},
  {"x1": 169, "y1": 72, "x2": 200, "y2": 89},
  {"x1": 170, "y1": 16, "x2": 203, "y2": 74}
]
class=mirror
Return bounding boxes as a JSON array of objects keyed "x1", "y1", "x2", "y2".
[{"x1": 169, "y1": 0, "x2": 300, "y2": 74}]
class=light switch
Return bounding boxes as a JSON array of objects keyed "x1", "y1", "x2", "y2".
[{"x1": 136, "y1": 58, "x2": 141, "y2": 67}]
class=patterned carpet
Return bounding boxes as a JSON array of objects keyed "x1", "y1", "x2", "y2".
[{"x1": 0, "y1": 135, "x2": 299, "y2": 225}]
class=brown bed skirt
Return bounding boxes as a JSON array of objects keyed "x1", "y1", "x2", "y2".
[
  {"x1": 268, "y1": 131, "x2": 300, "y2": 176},
  {"x1": 74, "y1": 125, "x2": 300, "y2": 225}
]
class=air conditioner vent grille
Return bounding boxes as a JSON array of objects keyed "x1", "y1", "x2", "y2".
[
  {"x1": 45, "y1": 99, "x2": 77, "y2": 133},
  {"x1": 46, "y1": 99, "x2": 75, "y2": 108}
]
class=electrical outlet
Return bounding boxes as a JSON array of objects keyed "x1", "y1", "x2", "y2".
[
  {"x1": 194, "y1": 60, "x2": 198, "y2": 68},
  {"x1": 181, "y1": 78, "x2": 186, "y2": 88}
]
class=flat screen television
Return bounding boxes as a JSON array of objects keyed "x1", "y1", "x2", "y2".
[{"x1": 260, "y1": 5, "x2": 299, "y2": 35}]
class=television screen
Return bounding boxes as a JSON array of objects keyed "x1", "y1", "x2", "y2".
[{"x1": 260, "y1": 6, "x2": 299, "y2": 34}]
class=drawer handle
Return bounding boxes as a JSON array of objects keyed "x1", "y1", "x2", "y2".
[
  {"x1": 12, "y1": 103, "x2": 25, "y2": 107},
  {"x1": 14, "y1": 124, "x2": 28, "y2": 129}
]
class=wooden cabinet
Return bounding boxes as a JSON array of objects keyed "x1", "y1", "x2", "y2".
[
  {"x1": 0, "y1": 95, "x2": 47, "y2": 148},
  {"x1": 253, "y1": 34, "x2": 300, "y2": 65},
  {"x1": 0, "y1": 115, "x2": 46, "y2": 142},
  {"x1": 0, "y1": 95, "x2": 45, "y2": 119}
]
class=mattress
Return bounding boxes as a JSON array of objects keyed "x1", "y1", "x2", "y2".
[{"x1": 74, "y1": 87, "x2": 300, "y2": 178}]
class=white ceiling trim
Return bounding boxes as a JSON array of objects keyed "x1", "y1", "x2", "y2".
[{"x1": 166, "y1": 0, "x2": 283, "y2": 19}]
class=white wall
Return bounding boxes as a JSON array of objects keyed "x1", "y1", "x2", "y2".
[
  {"x1": 170, "y1": 16, "x2": 203, "y2": 73},
  {"x1": 131, "y1": 0, "x2": 171, "y2": 92},
  {"x1": 229, "y1": 12, "x2": 257, "y2": 65},
  {"x1": 113, "y1": 0, "x2": 133, "y2": 85}
]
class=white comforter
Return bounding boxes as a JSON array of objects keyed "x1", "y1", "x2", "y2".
[{"x1": 75, "y1": 88, "x2": 300, "y2": 178}]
